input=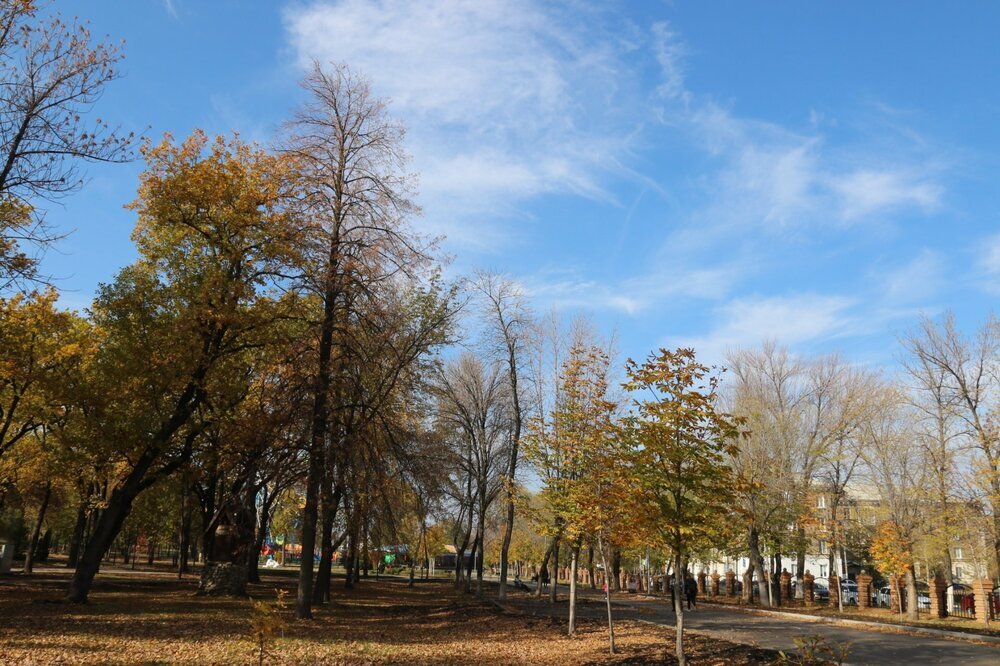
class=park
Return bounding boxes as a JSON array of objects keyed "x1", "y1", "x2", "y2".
[{"x1": 3, "y1": 2, "x2": 1000, "y2": 664}]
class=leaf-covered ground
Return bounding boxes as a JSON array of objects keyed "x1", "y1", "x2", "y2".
[{"x1": 0, "y1": 566, "x2": 782, "y2": 664}]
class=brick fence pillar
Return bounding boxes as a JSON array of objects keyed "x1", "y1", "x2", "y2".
[
  {"x1": 857, "y1": 571, "x2": 873, "y2": 609},
  {"x1": 929, "y1": 576, "x2": 948, "y2": 619},
  {"x1": 780, "y1": 569, "x2": 792, "y2": 605},
  {"x1": 711, "y1": 571, "x2": 720, "y2": 597},
  {"x1": 803, "y1": 571, "x2": 815, "y2": 606},
  {"x1": 726, "y1": 570, "x2": 736, "y2": 597},
  {"x1": 829, "y1": 574, "x2": 840, "y2": 607},
  {"x1": 972, "y1": 578, "x2": 994, "y2": 625},
  {"x1": 697, "y1": 571, "x2": 707, "y2": 595}
]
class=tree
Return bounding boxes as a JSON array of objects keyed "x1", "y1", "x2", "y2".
[
  {"x1": 901, "y1": 313, "x2": 1000, "y2": 577},
  {"x1": 726, "y1": 342, "x2": 805, "y2": 607},
  {"x1": 0, "y1": 1, "x2": 136, "y2": 285},
  {"x1": 281, "y1": 61, "x2": 434, "y2": 619},
  {"x1": 435, "y1": 353, "x2": 512, "y2": 597},
  {"x1": 624, "y1": 348, "x2": 743, "y2": 666},
  {"x1": 0, "y1": 288, "x2": 80, "y2": 461},
  {"x1": 473, "y1": 270, "x2": 532, "y2": 602},
  {"x1": 66, "y1": 131, "x2": 300, "y2": 602},
  {"x1": 862, "y1": 388, "x2": 927, "y2": 620}
]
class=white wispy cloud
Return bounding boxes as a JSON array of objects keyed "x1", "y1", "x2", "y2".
[
  {"x1": 652, "y1": 23, "x2": 945, "y2": 232},
  {"x1": 522, "y1": 264, "x2": 742, "y2": 315},
  {"x1": 666, "y1": 293, "x2": 859, "y2": 365},
  {"x1": 283, "y1": 0, "x2": 644, "y2": 249},
  {"x1": 880, "y1": 249, "x2": 942, "y2": 304},
  {"x1": 163, "y1": 0, "x2": 178, "y2": 19}
]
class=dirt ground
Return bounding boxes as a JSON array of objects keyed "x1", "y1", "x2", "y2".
[{"x1": 0, "y1": 566, "x2": 785, "y2": 665}]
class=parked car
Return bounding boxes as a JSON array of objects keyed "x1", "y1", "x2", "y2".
[
  {"x1": 840, "y1": 579, "x2": 859, "y2": 604},
  {"x1": 875, "y1": 585, "x2": 931, "y2": 610}
]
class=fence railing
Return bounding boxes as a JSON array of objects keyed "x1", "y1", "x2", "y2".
[{"x1": 949, "y1": 585, "x2": 977, "y2": 619}]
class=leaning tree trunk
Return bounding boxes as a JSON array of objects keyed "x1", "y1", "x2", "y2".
[
  {"x1": 23, "y1": 482, "x2": 52, "y2": 574},
  {"x1": 535, "y1": 539, "x2": 554, "y2": 598},
  {"x1": 68, "y1": 448, "x2": 164, "y2": 602}
]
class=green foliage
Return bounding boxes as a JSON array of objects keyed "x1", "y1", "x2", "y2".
[{"x1": 622, "y1": 348, "x2": 745, "y2": 557}]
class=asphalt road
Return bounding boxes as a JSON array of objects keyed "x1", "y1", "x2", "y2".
[{"x1": 507, "y1": 591, "x2": 1000, "y2": 665}]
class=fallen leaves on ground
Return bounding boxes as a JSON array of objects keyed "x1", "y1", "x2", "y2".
[{"x1": 0, "y1": 567, "x2": 782, "y2": 664}]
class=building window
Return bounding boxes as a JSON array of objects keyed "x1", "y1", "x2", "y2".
[
  {"x1": 955, "y1": 565, "x2": 964, "y2": 580},
  {"x1": 817, "y1": 496, "x2": 826, "y2": 509},
  {"x1": 954, "y1": 547, "x2": 963, "y2": 560},
  {"x1": 820, "y1": 565, "x2": 828, "y2": 578},
  {"x1": 819, "y1": 540, "x2": 828, "y2": 555}
]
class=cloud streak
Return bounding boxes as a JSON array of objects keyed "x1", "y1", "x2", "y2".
[{"x1": 284, "y1": 0, "x2": 645, "y2": 248}]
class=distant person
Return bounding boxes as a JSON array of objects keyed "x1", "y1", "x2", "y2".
[{"x1": 685, "y1": 574, "x2": 698, "y2": 610}]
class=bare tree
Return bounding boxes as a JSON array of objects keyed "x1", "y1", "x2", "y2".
[
  {"x1": 901, "y1": 340, "x2": 966, "y2": 581},
  {"x1": 0, "y1": 1, "x2": 136, "y2": 285},
  {"x1": 901, "y1": 313, "x2": 1000, "y2": 576},
  {"x1": 863, "y1": 388, "x2": 929, "y2": 619},
  {"x1": 281, "y1": 61, "x2": 433, "y2": 619},
  {"x1": 435, "y1": 353, "x2": 513, "y2": 597},
  {"x1": 473, "y1": 270, "x2": 532, "y2": 601}
]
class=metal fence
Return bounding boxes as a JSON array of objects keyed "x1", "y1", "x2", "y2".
[{"x1": 949, "y1": 585, "x2": 977, "y2": 619}]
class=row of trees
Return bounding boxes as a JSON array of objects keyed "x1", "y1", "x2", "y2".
[{"x1": 2, "y1": 5, "x2": 999, "y2": 665}]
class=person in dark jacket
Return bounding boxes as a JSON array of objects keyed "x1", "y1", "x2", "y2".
[{"x1": 685, "y1": 574, "x2": 698, "y2": 610}]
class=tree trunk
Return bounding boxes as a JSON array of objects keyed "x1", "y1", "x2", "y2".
[
  {"x1": 611, "y1": 548, "x2": 622, "y2": 592},
  {"x1": 476, "y1": 500, "x2": 486, "y2": 597},
  {"x1": 465, "y1": 532, "x2": 478, "y2": 594},
  {"x1": 535, "y1": 538, "x2": 554, "y2": 598},
  {"x1": 597, "y1": 534, "x2": 615, "y2": 654},
  {"x1": 588, "y1": 545, "x2": 596, "y2": 590},
  {"x1": 68, "y1": 448, "x2": 164, "y2": 602},
  {"x1": 549, "y1": 542, "x2": 560, "y2": 603},
  {"x1": 498, "y1": 336, "x2": 522, "y2": 602},
  {"x1": 313, "y1": 478, "x2": 341, "y2": 604},
  {"x1": 247, "y1": 492, "x2": 271, "y2": 585},
  {"x1": 23, "y1": 482, "x2": 52, "y2": 574},
  {"x1": 673, "y1": 550, "x2": 686, "y2": 666},
  {"x1": 178, "y1": 480, "x2": 192, "y2": 576},
  {"x1": 747, "y1": 526, "x2": 771, "y2": 607},
  {"x1": 794, "y1": 525, "x2": 807, "y2": 598},
  {"x1": 67, "y1": 489, "x2": 89, "y2": 569},
  {"x1": 905, "y1": 567, "x2": 918, "y2": 620},
  {"x1": 568, "y1": 545, "x2": 580, "y2": 635}
]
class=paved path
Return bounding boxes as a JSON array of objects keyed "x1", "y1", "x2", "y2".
[{"x1": 508, "y1": 591, "x2": 1000, "y2": 665}]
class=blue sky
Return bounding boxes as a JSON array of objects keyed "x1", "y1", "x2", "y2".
[{"x1": 37, "y1": 1, "x2": 1000, "y2": 368}]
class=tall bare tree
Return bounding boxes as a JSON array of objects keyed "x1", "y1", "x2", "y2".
[
  {"x1": 901, "y1": 313, "x2": 1000, "y2": 576},
  {"x1": 473, "y1": 271, "x2": 532, "y2": 601},
  {"x1": 281, "y1": 61, "x2": 434, "y2": 619},
  {"x1": 435, "y1": 353, "x2": 512, "y2": 597}
]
